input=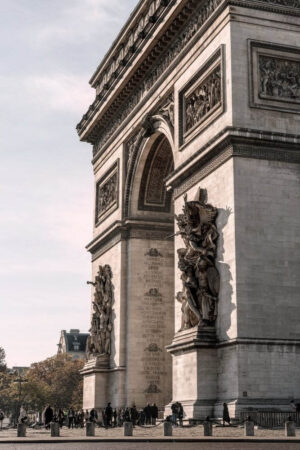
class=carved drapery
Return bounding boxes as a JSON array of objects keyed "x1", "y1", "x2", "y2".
[
  {"x1": 86, "y1": 265, "x2": 114, "y2": 358},
  {"x1": 176, "y1": 188, "x2": 220, "y2": 330}
]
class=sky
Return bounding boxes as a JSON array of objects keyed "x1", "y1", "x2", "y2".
[{"x1": 0, "y1": 0, "x2": 137, "y2": 368}]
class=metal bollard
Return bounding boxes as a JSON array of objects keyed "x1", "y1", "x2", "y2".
[
  {"x1": 244, "y1": 420, "x2": 254, "y2": 436},
  {"x1": 164, "y1": 421, "x2": 173, "y2": 436},
  {"x1": 203, "y1": 419, "x2": 212, "y2": 436},
  {"x1": 86, "y1": 421, "x2": 95, "y2": 436},
  {"x1": 50, "y1": 422, "x2": 60, "y2": 437},
  {"x1": 124, "y1": 421, "x2": 133, "y2": 436},
  {"x1": 17, "y1": 423, "x2": 26, "y2": 437},
  {"x1": 285, "y1": 420, "x2": 296, "y2": 437}
]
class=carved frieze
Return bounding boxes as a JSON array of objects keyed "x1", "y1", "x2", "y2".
[
  {"x1": 86, "y1": 265, "x2": 114, "y2": 359},
  {"x1": 249, "y1": 40, "x2": 300, "y2": 113},
  {"x1": 176, "y1": 188, "x2": 220, "y2": 330},
  {"x1": 95, "y1": 161, "x2": 119, "y2": 224},
  {"x1": 78, "y1": 0, "x2": 300, "y2": 153},
  {"x1": 179, "y1": 46, "x2": 225, "y2": 147}
]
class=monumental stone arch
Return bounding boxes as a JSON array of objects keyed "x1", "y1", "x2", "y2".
[{"x1": 78, "y1": 0, "x2": 300, "y2": 419}]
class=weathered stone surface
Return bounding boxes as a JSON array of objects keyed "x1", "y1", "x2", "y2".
[
  {"x1": 86, "y1": 422, "x2": 95, "y2": 437},
  {"x1": 17, "y1": 423, "x2": 26, "y2": 437},
  {"x1": 79, "y1": 0, "x2": 300, "y2": 420},
  {"x1": 50, "y1": 423, "x2": 60, "y2": 437}
]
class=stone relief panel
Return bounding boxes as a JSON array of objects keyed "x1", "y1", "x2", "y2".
[
  {"x1": 179, "y1": 46, "x2": 225, "y2": 147},
  {"x1": 95, "y1": 160, "x2": 119, "y2": 224},
  {"x1": 176, "y1": 188, "x2": 220, "y2": 329},
  {"x1": 249, "y1": 40, "x2": 300, "y2": 113},
  {"x1": 86, "y1": 265, "x2": 114, "y2": 361}
]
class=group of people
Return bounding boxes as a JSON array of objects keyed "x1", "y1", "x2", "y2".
[
  {"x1": 88, "y1": 402, "x2": 159, "y2": 428},
  {"x1": 170, "y1": 402, "x2": 184, "y2": 426},
  {"x1": 42, "y1": 403, "x2": 159, "y2": 429},
  {"x1": 43, "y1": 405, "x2": 88, "y2": 429}
]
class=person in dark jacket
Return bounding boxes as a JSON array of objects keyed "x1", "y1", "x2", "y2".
[
  {"x1": 150, "y1": 403, "x2": 158, "y2": 425},
  {"x1": 89, "y1": 408, "x2": 98, "y2": 423},
  {"x1": 144, "y1": 403, "x2": 152, "y2": 425},
  {"x1": 105, "y1": 402, "x2": 113, "y2": 427},
  {"x1": 223, "y1": 402, "x2": 230, "y2": 426},
  {"x1": 44, "y1": 405, "x2": 53, "y2": 429},
  {"x1": 177, "y1": 402, "x2": 184, "y2": 426},
  {"x1": 171, "y1": 402, "x2": 178, "y2": 426},
  {"x1": 130, "y1": 404, "x2": 139, "y2": 427},
  {"x1": 67, "y1": 407, "x2": 75, "y2": 429}
]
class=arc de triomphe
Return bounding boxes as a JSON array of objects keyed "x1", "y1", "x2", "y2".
[{"x1": 78, "y1": 0, "x2": 300, "y2": 419}]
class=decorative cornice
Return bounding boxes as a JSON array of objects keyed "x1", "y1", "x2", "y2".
[
  {"x1": 165, "y1": 127, "x2": 300, "y2": 198},
  {"x1": 87, "y1": 219, "x2": 173, "y2": 260},
  {"x1": 77, "y1": 0, "x2": 300, "y2": 156}
]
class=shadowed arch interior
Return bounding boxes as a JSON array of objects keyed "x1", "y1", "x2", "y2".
[{"x1": 138, "y1": 135, "x2": 174, "y2": 213}]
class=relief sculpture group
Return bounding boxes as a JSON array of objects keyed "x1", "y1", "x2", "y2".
[
  {"x1": 86, "y1": 265, "x2": 113, "y2": 357},
  {"x1": 176, "y1": 188, "x2": 220, "y2": 330}
]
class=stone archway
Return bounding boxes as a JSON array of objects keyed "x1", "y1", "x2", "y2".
[{"x1": 124, "y1": 131, "x2": 175, "y2": 408}]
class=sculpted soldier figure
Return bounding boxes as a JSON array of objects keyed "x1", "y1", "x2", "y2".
[
  {"x1": 176, "y1": 188, "x2": 220, "y2": 330},
  {"x1": 86, "y1": 265, "x2": 114, "y2": 357}
]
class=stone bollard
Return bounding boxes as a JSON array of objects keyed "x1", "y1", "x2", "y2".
[
  {"x1": 124, "y1": 421, "x2": 133, "y2": 436},
  {"x1": 285, "y1": 420, "x2": 296, "y2": 437},
  {"x1": 50, "y1": 422, "x2": 60, "y2": 437},
  {"x1": 17, "y1": 423, "x2": 26, "y2": 437},
  {"x1": 203, "y1": 418, "x2": 213, "y2": 436},
  {"x1": 244, "y1": 419, "x2": 255, "y2": 436},
  {"x1": 86, "y1": 421, "x2": 95, "y2": 436},
  {"x1": 164, "y1": 421, "x2": 173, "y2": 436}
]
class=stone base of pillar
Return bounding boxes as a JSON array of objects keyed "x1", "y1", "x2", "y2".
[{"x1": 166, "y1": 326, "x2": 217, "y2": 420}]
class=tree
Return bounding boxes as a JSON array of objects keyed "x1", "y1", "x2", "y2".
[
  {"x1": 23, "y1": 354, "x2": 84, "y2": 411},
  {"x1": 0, "y1": 347, "x2": 7, "y2": 372}
]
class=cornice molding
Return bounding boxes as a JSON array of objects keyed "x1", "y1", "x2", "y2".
[{"x1": 77, "y1": 0, "x2": 300, "y2": 155}]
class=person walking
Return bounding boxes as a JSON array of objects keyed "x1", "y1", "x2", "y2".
[
  {"x1": 223, "y1": 402, "x2": 231, "y2": 426},
  {"x1": 44, "y1": 405, "x2": 53, "y2": 429},
  {"x1": 67, "y1": 407, "x2": 75, "y2": 429},
  {"x1": 58, "y1": 409, "x2": 64, "y2": 427},
  {"x1": 130, "y1": 404, "x2": 139, "y2": 427},
  {"x1": 144, "y1": 403, "x2": 152, "y2": 425},
  {"x1": 0, "y1": 410, "x2": 4, "y2": 430},
  {"x1": 171, "y1": 402, "x2": 178, "y2": 426},
  {"x1": 177, "y1": 402, "x2": 184, "y2": 426},
  {"x1": 105, "y1": 402, "x2": 113, "y2": 428},
  {"x1": 89, "y1": 408, "x2": 98, "y2": 424},
  {"x1": 150, "y1": 403, "x2": 158, "y2": 425}
]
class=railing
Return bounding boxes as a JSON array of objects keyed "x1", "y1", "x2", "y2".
[{"x1": 240, "y1": 411, "x2": 300, "y2": 428}]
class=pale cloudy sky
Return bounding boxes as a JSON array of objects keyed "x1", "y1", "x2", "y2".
[{"x1": 0, "y1": 0, "x2": 137, "y2": 367}]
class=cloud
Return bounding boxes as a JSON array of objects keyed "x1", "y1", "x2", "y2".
[{"x1": 24, "y1": 73, "x2": 94, "y2": 114}]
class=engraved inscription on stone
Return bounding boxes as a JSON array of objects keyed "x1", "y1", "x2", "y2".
[
  {"x1": 139, "y1": 249, "x2": 168, "y2": 394},
  {"x1": 259, "y1": 55, "x2": 300, "y2": 102}
]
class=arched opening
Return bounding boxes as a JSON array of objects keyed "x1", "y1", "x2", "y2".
[
  {"x1": 126, "y1": 132, "x2": 175, "y2": 409},
  {"x1": 138, "y1": 134, "x2": 174, "y2": 213}
]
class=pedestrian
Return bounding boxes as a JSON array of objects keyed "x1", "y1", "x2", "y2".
[
  {"x1": 117, "y1": 408, "x2": 122, "y2": 427},
  {"x1": 130, "y1": 404, "x2": 139, "y2": 427},
  {"x1": 44, "y1": 405, "x2": 53, "y2": 429},
  {"x1": 150, "y1": 403, "x2": 158, "y2": 425},
  {"x1": 89, "y1": 408, "x2": 98, "y2": 424},
  {"x1": 139, "y1": 409, "x2": 145, "y2": 425},
  {"x1": 144, "y1": 403, "x2": 152, "y2": 425},
  {"x1": 112, "y1": 408, "x2": 117, "y2": 427},
  {"x1": 124, "y1": 407, "x2": 130, "y2": 422},
  {"x1": 177, "y1": 402, "x2": 183, "y2": 426},
  {"x1": 223, "y1": 402, "x2": 230, "y2": 426},
  {"x1": 0, "y1": 410, "x2": 4, "y2": 430},
  {"x1": 67, "y1": 407, "x2": 75, "y2": 429},
  {"x1": 171, "y1": 402, "x2": 178, "y2": 426},
  {"x1": 78, "y1": 409, "x2": 84, "y2": 428},
  {"x1": 58, "y1": 409, "x2": 64, "y2": 427},
  {"x1": 84, "y1": 409, "x2": 89, "y2": 425},
  {"x1": 105, "y1": 402, "x2": 113, "y2": 427}
]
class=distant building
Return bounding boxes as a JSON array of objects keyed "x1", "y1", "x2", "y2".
[{"x1": 57, "y1": 329, "x2": 89, "y2": 360}]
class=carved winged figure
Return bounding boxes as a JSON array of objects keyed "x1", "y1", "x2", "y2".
[{"x1": 176, "y1": 188, "x2": 220, "y2": 330}]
